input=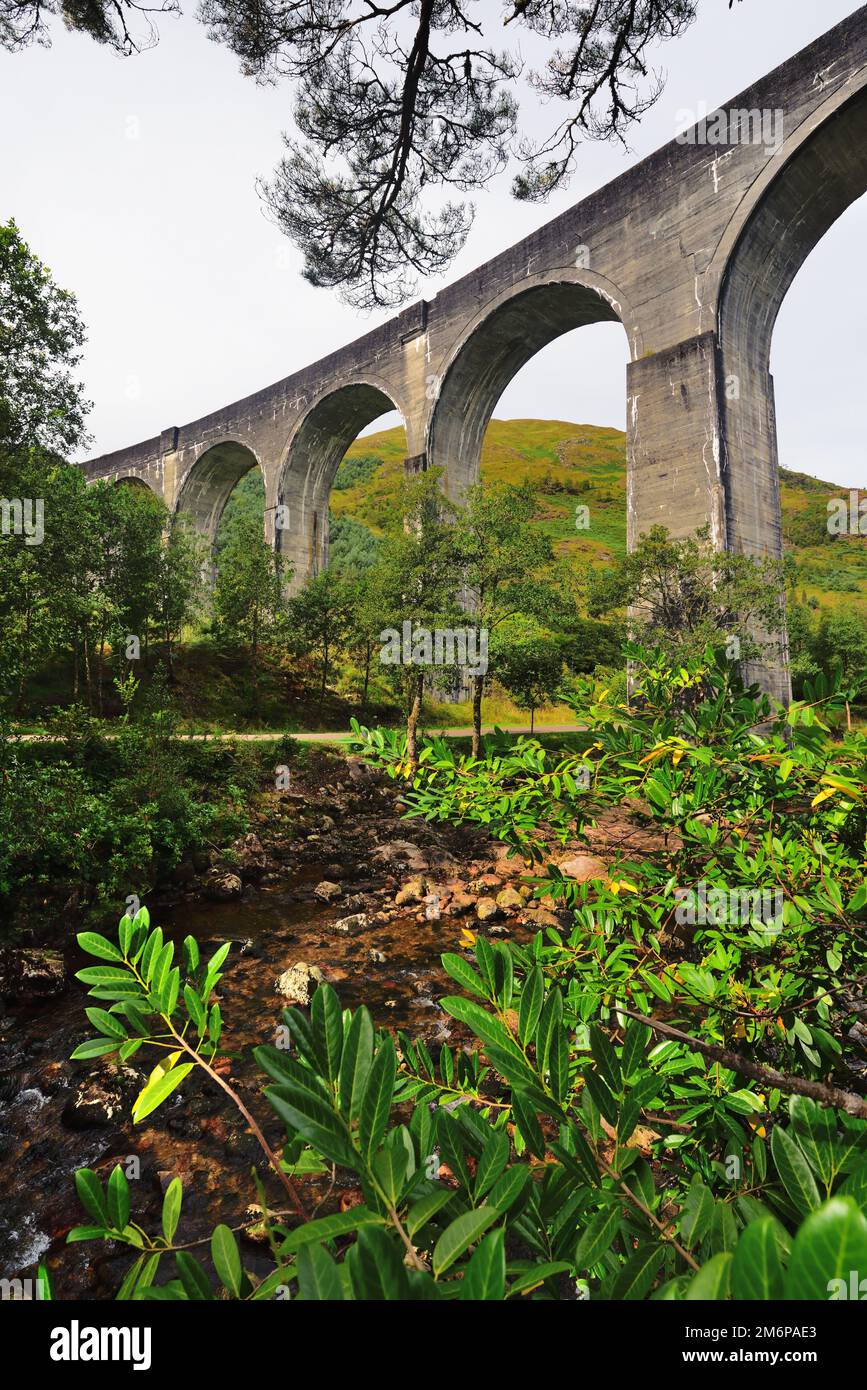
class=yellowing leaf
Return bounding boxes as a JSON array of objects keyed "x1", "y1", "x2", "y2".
[
  {"x1": 811, "y1": 787, "x2": 837, "y2": 808},
  {"x1": 638, "y1": 745, "x2": 666, "y2": 765}
]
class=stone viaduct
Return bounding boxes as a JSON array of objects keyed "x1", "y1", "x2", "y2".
[{"x1": 83, "y1": 6, "x2": 867, "y2": 704}]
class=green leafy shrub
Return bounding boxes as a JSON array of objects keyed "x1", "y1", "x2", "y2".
[{"x1": 65, "y1": 908, "x2": 867, "y2": 1301}]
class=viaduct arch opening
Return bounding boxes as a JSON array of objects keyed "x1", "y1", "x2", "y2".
[
  {"x1": 113, "y1": 474, "x2": 159, "y2": 496},
  {"x1": 277, "y1": 381, "x2": 406, "y2": 590},
  {"x1": 174, "y1": 441, "x2": 265, "y2": 549},
  {"x1": 717, "y1": 80, "x2": 867, "y2": 695},
  {"x1": 428, "y1": 278, "x2": 631, "y2": 501}
]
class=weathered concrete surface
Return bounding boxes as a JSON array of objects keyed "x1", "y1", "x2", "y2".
[{"x1": 83, "y1": 7, "x2": 867, "y2": 702}]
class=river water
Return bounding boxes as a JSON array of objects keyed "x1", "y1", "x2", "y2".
[{"x1": 0, "y1": 866, "x2": 470, "y2": 1298}]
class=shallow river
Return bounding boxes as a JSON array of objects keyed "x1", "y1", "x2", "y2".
[{"x1": 0, "y1": 867, "x2": 465, "y2": 1297}]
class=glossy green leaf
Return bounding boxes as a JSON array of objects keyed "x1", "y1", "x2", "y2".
[
  {"x1": 131, "y1": 1063, "x2": 193, "y2": 1124},
  {"x1": 297, "y1": 1242, "x2": 343, "y2": 1300},
  {"x1": 771, "y1": 1125, "x2": 821, "y2": 1215},
  {"x1": 731, "y1": 1217, "x2": 785, "y2": 1300},
  {"x1": 175, "y1": 1251, "x2": 215, "y2": 1300},
  {"x1": 610, "y1": 1244, "x2": 664, "y2": 1300},
  {"x1": 459, "y1": 1227, "x2": 506, "y2": 1300},
  {"x1": 76, "y1": 932, "x2": 123, "y2": 962},
  {"x1": 74, "y1": 1169, "x2": 108, "y2": 1226},
  {"x1": 575, "y1": 1204, "x2": 620, "y2": 1270},
  {"x1": 433, "y1": 1208, "x2": 499, "y2": 1277},
  {"x1": 211, "y1": 1224, "x2": 243, "y2": 1298},
  {"x1": 784, "y1": 1197, "x2": 867, "y2": 1300},
  {"x1": 359, "y1": 1038, "x2": 397, "y2": 1162},
  {"x1": 685, "y1": 1252, "x2": 733, "y2": 1300},
  {"x1": 311, "y1": 982, "x2": 344, "y2": 1083},
  {"x1": 107, "y1": 1165, "x2": 130, "y2": 1232},
  {"x1": 162, "y1": 1177, "x2": 182, "y2": 1244}
]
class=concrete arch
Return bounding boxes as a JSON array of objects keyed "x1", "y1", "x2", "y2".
[
  {"x1": 277, "y1": 378, "x2": 407, "y2": 587},
  {"x1": 112, "y1": 473, "x2": 160, "y2": 496},
  {"x1": 174, "y1": 439, "x2": 265, "y2": 546},
  {"x1": 427, "y1": 271, "x2": 636, "y2": 499},
  {"x1": 707, "y1": 78, "x2": 867, "y2": 348},
  {"x1": 705, "y1": 78, "x2": 867, "y2": 695}
]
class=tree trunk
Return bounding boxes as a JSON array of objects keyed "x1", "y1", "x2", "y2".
[
  {"x1": 471, "y1": 674, "x2": 484, "y2": 758},
  {"x1": 165, "y1": 624, "x2": 176, "y2": 682},
  {"x1": 250, "y1": 606, "x2": 260, "y2": 720},
  {"x1": 530, "y1": 703, "x2": 535, "y2": 735},
  {"x1": 97, "y1": 632, "x2": 105, "y2": 716},
  {"x1": 406, "y1": 671, "x2": 424, "y2": 771},
  {"x1": 319, "y1": 639, "x2": 329, "y2": 711}
]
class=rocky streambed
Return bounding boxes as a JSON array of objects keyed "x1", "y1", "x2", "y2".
[{"x1": 0, "y1": 757, "x2": 610, "y2": 1298}]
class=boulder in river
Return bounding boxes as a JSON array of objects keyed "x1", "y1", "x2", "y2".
[
  {"x1": 314, "y1": 880, "x2": 343, "y2": 904},
  {"x1": 496, "y1": 886, "x2": 524, "y2": 912},
  {"x1": 557, "y1": 853, "x2": 609, "y2": 882},
  {"x1": 232, "y1": 832, "x2": 269, "y2": 880},
  {"x1": 0, "y1": 948, "x2": 67, "y2": 1001},
  {"x1": 274, "y1": 962, "x2": 324, "y2": 1005},
  {"x1": 204, "y1": 871, "x2": 243, "y2": 901},
  {"x1": 330, "y1": 912, "x2": 370, "y2": 936},
  {"x1": 444, "y1": 890, "x2": 475, "y2": 916},
  {"x1": 476, "y1": 897, "x2": 501, "y2": 922},
  {"x1": 61, "y1": 1066, "x2": 141, "y2": 1131},
  {"x1": 395, "y1": 875, "x2": 428, "y2": 906}
]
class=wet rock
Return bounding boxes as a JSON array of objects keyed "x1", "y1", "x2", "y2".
[
  {"x1": 423, "y1": 893, "x2": 442, "y2": 921},
  {"x1": 395, "y1": 875, "x2": 428, "y2": 906},
  {"x1": 0, "y1": 948, "x2": 67, "y2": 1001},
  {"x1": 476, "y1": 897, "x2": 501, "y2": 923},
  {"x1": 427, "y1": 854, "x2": 461, "y2": 881},
  {"x1": 369, "y1": 948, "x2": 387, "y2": 965},
  {"x1": 61, "y1": 1066, "x2": 140, "y2": 1131},
  {"x1": 330, "y1": 912, "x2": 370, "y2": 937},
  {"x1": 444, "y1": 891, "x2": 475, "y2": 916},
  {"x1": 470, "y1": 873, "x2": 503, "y2": 894},
  {"x1": 557, "y1": 853, "x2": 609, "y2": 882},
  {"x1": 274, "y1": 962, "x2": 324, "y2": 1005},
  {"x1": 371, "y1": 840, "x2": 423, "y2": 867},
  {"x1": 496, "y1": 886, "x2": 524, "y2": 912},
  {"x1": 232, "y1": 833, "x2": 268, "y2": 880},
  {"x1": 523, "y1": 907, "x2": 567, "y2": 930},
  {"x1": 346, "y1": 758, "x2": 375, "y2": 787},
  {"x1": 314, "y1": 880, "x2": 343, "y2": 904},
  {"x1": 204, "y1": 871, "x2": 243, "y2": 901}
]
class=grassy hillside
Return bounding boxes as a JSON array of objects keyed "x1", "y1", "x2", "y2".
[
  {"x1": 219, "y1": 417, "x2": 867, "y2": 614},
  {"x1": 334, "y1": 419, "x2": 867, "y2": 615},
  {"x1": 333, "y1": 419, "x2": 628, "y2": 564}
]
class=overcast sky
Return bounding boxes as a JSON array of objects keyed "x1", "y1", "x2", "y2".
[{"x1": 1, "y1": 0, "x2": 865, "y2": 485}]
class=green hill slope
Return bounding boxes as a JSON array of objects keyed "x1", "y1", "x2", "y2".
[
  {"x1": 220, "y1": 418, "x2": 867, "y2": 616},
  {"x1": 334, "y1": 419, "x2": 867, "y2": 615}
]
